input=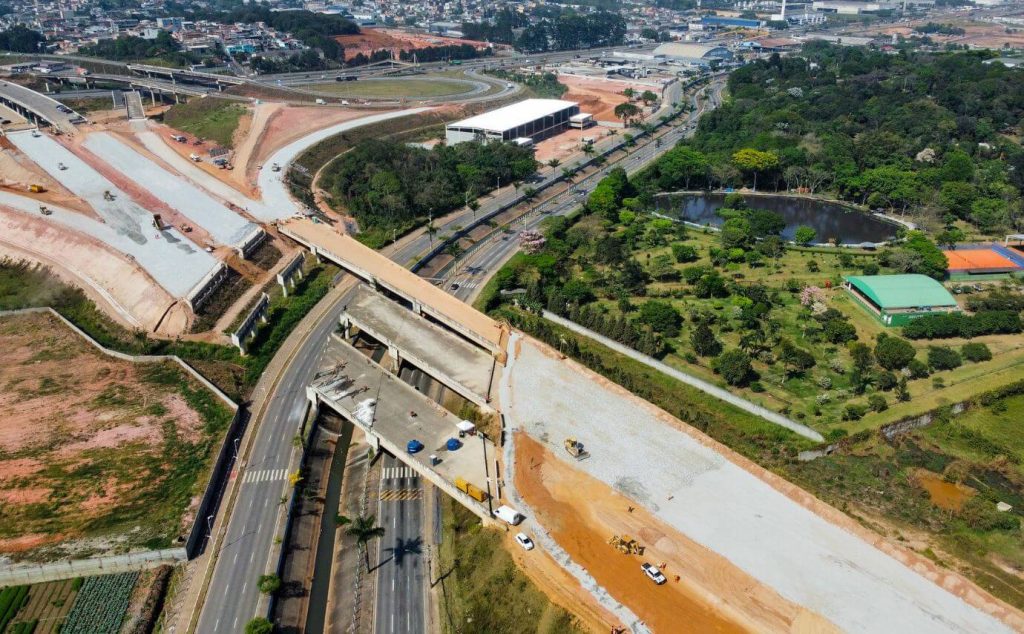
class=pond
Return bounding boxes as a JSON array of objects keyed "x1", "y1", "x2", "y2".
[{"x1": 654, "y1": 193, "x2": 899, "y2": 245}]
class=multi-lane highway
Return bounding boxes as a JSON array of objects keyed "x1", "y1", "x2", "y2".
[{"x1": 196, "y1": 75, "x2": 723, "y2": 633}]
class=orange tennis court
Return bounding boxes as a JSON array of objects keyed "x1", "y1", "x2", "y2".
[{"x1": 944, "y1": 248, "x2": 1022, "y2": 273}]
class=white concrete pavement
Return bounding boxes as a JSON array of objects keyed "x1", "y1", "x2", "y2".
[
  {"x1": 83, "y1": 132, "x2": 261, "y2": 249},
  {"x1": 255, "y1": 108, "x2": 433, "y2": 221},
  {"x1": 3, "y1": 132, "x2": 219, "y2": 298}
]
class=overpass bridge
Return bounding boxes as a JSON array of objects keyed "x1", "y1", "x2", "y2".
[
  {"x1": 0, "y1": 79, "x2": 83, "y2": 134},
  {"x1": 279, "y1": 218, "x2": 509, "y2": 362},
  {"x1": 126, "y1": 63, "x2": 246, "y2": 89},
  {"x1": 307, "y1": 330, "x2": 499, "y2": 523}
]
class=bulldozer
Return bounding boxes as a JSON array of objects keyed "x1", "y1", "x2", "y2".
[
  {"x1": 608, "y1": 535, "x2": 644, "y2": 556},
  {"x1": 564, "y1": 437, "x2": 589, "y2": 460}
]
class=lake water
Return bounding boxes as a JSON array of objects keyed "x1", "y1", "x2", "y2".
[{"x1": 654, "y1": 193, "x2": 899, "y2": 245}]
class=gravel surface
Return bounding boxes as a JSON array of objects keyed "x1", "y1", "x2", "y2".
[{"x1": 501, "y1": 335, "x2": 1014, "y2": 634}]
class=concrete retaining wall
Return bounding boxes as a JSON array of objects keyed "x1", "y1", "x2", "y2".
[{"x1": 187, "y1": 262, "x2": 228, "y2": 311}]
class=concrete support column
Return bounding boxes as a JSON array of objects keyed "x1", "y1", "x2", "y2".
[
  {"x1": 411, "y1": 301, "x2": 423, "y2": 316},
  {"x1": 367, "y1": 433, "x2": 381, "y2": 454},
  {"x1": 388, "y1": 345, "x2": 400, "y2": 366}
]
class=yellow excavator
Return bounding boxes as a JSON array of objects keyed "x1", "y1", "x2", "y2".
[
  {"x1": 608, "y1": 534, "x2": 644, "y2": 556},
  {"x1": 563, "y1": 437, "x2": 590, "y2": 460}
]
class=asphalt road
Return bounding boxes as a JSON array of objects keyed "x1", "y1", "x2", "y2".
[{"x1": 197, "y1": 78, "x2": 723, "y2": 633}]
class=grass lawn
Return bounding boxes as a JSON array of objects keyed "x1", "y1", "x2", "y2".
[
  {"x1": 300, "y1": 77, "x2": 473, "y2": 99},
  {"x1": 163, "y1": 98, "x2": 247, "y2": 148},
  {"x1": 437, "y1": 496, "x2": 580, "y2": 634}
]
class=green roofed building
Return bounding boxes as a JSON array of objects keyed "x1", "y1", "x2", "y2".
[{"x1": 844, "y1": 274, "x2": 960, "y2": 326}]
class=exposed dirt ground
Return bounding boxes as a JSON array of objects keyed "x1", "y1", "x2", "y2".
[
  {"x1": 558, "y1": 75, "x2": 659, "y2": 122},
  {"x1": 333, "y1": 27, "x2": 497, "y2": 61},
  {"x1": 0, "y1": 209, "x2": 178, "y2": 332},
  {"x1": 0, "y1": 147, "x2": 94, "y2": 217},
  {"x1": 867, "y1": 21, "x2": 1024, "y2": 50},
  {"x1": 0, "y1": 312, "x2": 221, "y2": 562},
  {"x1": 513, "y1": 433, "x2": 831, "y2": 633}
]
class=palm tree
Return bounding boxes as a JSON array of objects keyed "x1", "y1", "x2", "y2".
[
  {"x1": 560, "y1": 167, "x2": 575, "y2": 184},
  {"x1": 346, "y1": 514, "x2": 386, "y2": 572},
  {"x1": 546, "y1": 158, "x2": 561, "y2": 173}
]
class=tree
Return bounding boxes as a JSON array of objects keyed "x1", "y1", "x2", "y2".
[
  {"x1": 961, "y1": 342, "x2": 992, "y2": 362},
  {"x1": 0, "y1": 25, "x2": 45, "y2": 53},
  {"x1": 614, "y1": 102, "x2": 642, "y2": 126},
  {"x1": 638, "y1": 301, "x2": 682, "y2": 337},
  {"x1": 690, "y1": 322, "x2": 722, "y2": 357},
  {"x1": 640, "y1": 90, "x2": 658, "y2": 105},
  {"x1": 258, "y1": 574, "x2": 282, "y2": 595},
  {"x1": 927, "y1": 345, "x2": 962, "y2": 371},
  {"x1": 970, "y1": 198, "x2": 1010, "y2": 232},
  {"x1": 245, "y1": 617, "x2": 275, "y2": 634},
  {"x1": 793, "y1": 226, "x2": 817, "y2": 246},
  {"x1": 935, "y1": 227, "x2": 965, "y2": 249},
  {"x1": 672, "y1": 243, "x2": 699, "y2": 263},
  {"x1": 731, "y1": 149, "x2": 779, "y2": 191},
  {"x1": 346, "y1": 514, "x2": 386, "y2": 572},
  {"x1": 715, "y1": 349, "x2": 752, "y2": 386},
  {"x1": 874, "y1": 334, "x2": 916, "y2": 370},
  {"x1": 720, "y1": 217, "x2": 753, "y2": 250},
  {"x1": 547, "y1": 158, "x2": 561, "y2": 173},
  {"x1": 779, "y1": 339, "x2": 816, "y2": 376}
]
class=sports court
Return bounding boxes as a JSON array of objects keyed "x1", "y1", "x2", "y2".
[{"x1": 945, "y1": 244, "x2": 1024, "y2": 279}]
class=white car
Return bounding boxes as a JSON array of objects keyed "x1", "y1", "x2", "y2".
[
  {"x1": 641, "y1": 562, "x2": 666, "y2": 585},
  {"x1": 515, "y1": 532, "x2": 534, "y2": 551}
]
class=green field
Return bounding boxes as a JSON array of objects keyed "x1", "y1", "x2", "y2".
[
  {"x1": 437, "y1": 497, "x2": 580, "y2": 634},
  {"x1": 300, "y1": 77, "x2": 474, "y2": 99},
  {"x1": 163, "y1": 98, "x2": 246, "y2": 148}
]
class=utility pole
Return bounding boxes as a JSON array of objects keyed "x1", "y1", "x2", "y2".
[{"x1": 480, "y1": 431, "x2": 493, "y2": 516}]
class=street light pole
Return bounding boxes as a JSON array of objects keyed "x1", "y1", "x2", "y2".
[{"x1": 480, "y1": 431, "x2": 493, "y2": 516}]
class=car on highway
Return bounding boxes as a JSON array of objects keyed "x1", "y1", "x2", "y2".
[
  {"x1": 641, "y1": 562, "x2": 667, "y2": 585},
  {"x1": 407, "y1": 439, "x2": 424, "y2": 454},
  {"x1": 515, "y1": 532, "x2": 535, "y2": 550}
]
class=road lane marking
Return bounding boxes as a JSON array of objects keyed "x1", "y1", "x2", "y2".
[
  {"x1": 242, "y1": 468, "x2": 288, "y2": 484},
  {"x1": 379, "y1": 489, "x2": 423, "y2": 501}
]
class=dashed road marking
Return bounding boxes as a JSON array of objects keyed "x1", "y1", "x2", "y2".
[{"x1": 242, "y1": 468, "x2": 288, "y2": 484}]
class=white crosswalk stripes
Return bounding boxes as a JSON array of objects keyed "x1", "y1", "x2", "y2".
[
  {"x1": 382, "y1": 466, "x2": 417, "y2": 480},
  {"x1": 241, "y1": 468, "x2": 288, "y2": 484}
]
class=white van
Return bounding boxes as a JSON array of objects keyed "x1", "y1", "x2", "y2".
[{"x1": 493, "y1": 505, "x2": 524, "y2": 525}]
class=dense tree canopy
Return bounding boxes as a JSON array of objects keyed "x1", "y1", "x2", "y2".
[
  {"x1": 0, "y1": 25, "x2": 44, "y2": 53},
  {"x1": 637, "y1": 45, "x2": 1024, "y2": 234},
  {"x1": 321, "y1": 139, "x2": 536, "y2": 237}
]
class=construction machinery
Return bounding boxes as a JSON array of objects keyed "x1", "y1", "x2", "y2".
[
  {"x1": 608, "y1": 535, "x2": 644, "y2": 556},
  {"x1": 38, "y1": 205, "x2": 51, "y2": 216},
  {"x1": 152, "y1": 214, "x2": 164, "y2": 230},
  {"x1": 103, "y1": 190, "x2": 114, "y2": 201},
  {"x1": 28, "y1": 184, "x2": 46, "y2": 193},
  {"x1": 564, "y1": 437, "x2": 590, "y2": 460}
]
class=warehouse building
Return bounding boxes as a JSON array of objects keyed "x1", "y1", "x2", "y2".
[
  {"x1": 445, "y1": 99, "x2": 580, "y2": 146},
  {"x1": 652, "y1": 43, "x2": 734, "y2": 67},
  {"x1": 844, "y1": 274, "x2": 960, "y2": 326}
]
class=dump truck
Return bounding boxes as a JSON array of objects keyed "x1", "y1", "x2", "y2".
[
  {"x1": 455, "y1": 476, "x2": 488, "y2": 503},
  {"x1": 28, "y1": 184, "x2": 46, "y2": 193},
  {"x1": 608, "y1": 534, "x2": 644, "y2": 555},
  {"x1": 564, "y1": 437, "x2": 589, "y2": 460}
]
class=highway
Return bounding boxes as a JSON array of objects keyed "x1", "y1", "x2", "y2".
[{"x1": 195, "y1": 76, "x2": 723, "y2": 633}]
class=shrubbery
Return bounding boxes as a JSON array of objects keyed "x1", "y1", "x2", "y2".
[
  {"x1": 903, "y1": 310, "x2": 1022, "y2": 339},
  {"x1": 961, "y1": 342, "x2": 992, "y2": 363}
]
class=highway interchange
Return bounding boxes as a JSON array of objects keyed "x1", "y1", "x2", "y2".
[{"x1": 193, "y1": 66, "x2": 724, "y2": 632}]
